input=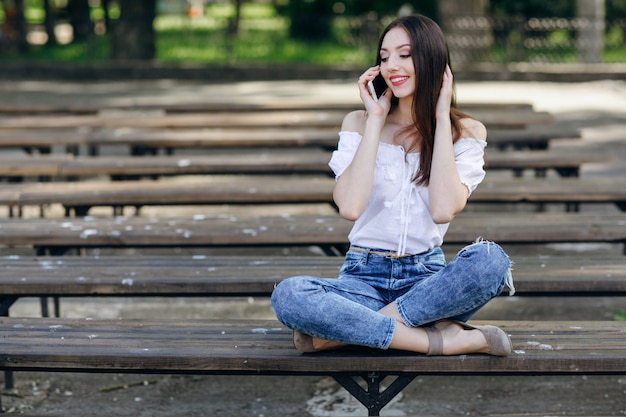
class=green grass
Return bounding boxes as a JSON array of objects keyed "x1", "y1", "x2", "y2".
[
  {"x1": 156, "y1": 25, "x2": 370, "y2": 65},
  {"x1": 615, "y1": 310, "x2": 626, "y2": 321},
  {"x1": 154, "y1": 12, "x2": 372, "y2": 65}
]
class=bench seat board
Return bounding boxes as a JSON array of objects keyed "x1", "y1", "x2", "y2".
[
  {"x1": 0, "y1": 150, "x2": 603, "y2": 179},
  {"x1": 85, "y1": 126, "x2": 578, "y2": 149},
  {"x1": 55, "y1": 150, "x2": 608, "y2": 177},
  {"x1": 0, "y1": 101, "x2": 535, "y2": 115},
  {"x1": 0, "y1": 130, "x2": 87, "y2": 147},
  {"x1": 62, "y1": 152, "x2": 335, "y2": 176},
  {"x1": 473, "y1": 177, "x2": 626, "y2": 205},
  {"x1": 0, "y1": 318, "x2": 624, "y2": 375},
  {"x1": 0, "y1": 127, "x2": 580, "y2": 154},
  {"x1": 0, "y1": 212, "x2": 624, "y2": 248},
  {"x1": 2, "y1": 177, "x2": 625, "y2": 209},
  {"x1": 7, "y1": 176, "x2": 337, "y2": 207},
  {"x1": 0, "y1": 255, "x2": 624, "y2": 297},
  {"x1": 88, "y1": 128, "x2": 342, "y2": 149},
  {"x1": 0, "y1": 108, "x2": 554, "y2": 130}
]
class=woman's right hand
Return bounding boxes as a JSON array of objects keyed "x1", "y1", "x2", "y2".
[{"x1": 358, "y1": 66, "x2": 392, "y2": 118}]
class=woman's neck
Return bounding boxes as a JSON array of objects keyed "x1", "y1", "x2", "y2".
[{"x1": 389, "y1": 98, "x2": 414, "y2": 127}]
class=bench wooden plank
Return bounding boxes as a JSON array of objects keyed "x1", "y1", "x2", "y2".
[
  {"x1": 0, "y1": 212, "x2": 624, "y2": 251},
  {"x1": 0, "y1": 112, "x2": 345, "y2": 129},
  {"x1": 0, "y1": 318, "x2": 624, "y2": 375},
  {"x1": 0, "y1": 125, "x2": 580, "y2": 155},
  {"x1": 88, "y1": 127, "x2": 341, "y2": 150},
  {"x1": 0, "y1": 254, "x2": 624, "y2": 297},
  {"x1": 62, "y1": 152, "x2": 334, "y2": 177},
  {"x1": 0, "y1": 154, "x2": 68, "y2": 177},
  {"x1": 62, "y1": 150, "x2": 604, "y2": 178},
  {"x1": 0, "y1": 148, "x2": 602, "y2": 179},
  {"x1": 2, "y1": 176, "x2": 624, "y2": 212},
  {"x1": 473, "y1": 177, "x2": 626, "y2": 209},
  {"x1": 5, "y1": 176, "x2": 336, "y2": 209},
  {"x1": 60, "y1": 150, "x2": 603, "y2": 178},
  {"x1": 0, "y1": 101, "x2": 536, "y2": 115},
  {"x1": 487, "y1": 126, "x2": 581, "y2": 150},
  {"x1": 0, "y1": 108, "x2": 554, "y2": 130},
  {"x1": 86, "y1": 126, "x2": 579, "y2": 150},
  {"x1": 0, "y1": 130, "x2": 86, "y2": 155},
  {"x1": 1, "y1": 317, "x2": 622, "y2": 415}
]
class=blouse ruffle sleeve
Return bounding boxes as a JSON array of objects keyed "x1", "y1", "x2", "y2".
[
  {"x1": 454, "y1": 138, "x2": 487, "y2": 196},
  {"x1": 328, "y1": 131, "x2": 362, "y2": 179}
]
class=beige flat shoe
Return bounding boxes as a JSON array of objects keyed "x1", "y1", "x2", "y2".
[{"x1": 424, "y1": 321, "x2": 512, "y2": 356}]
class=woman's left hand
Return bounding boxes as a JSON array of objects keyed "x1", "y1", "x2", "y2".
[{"x1": 435, "y1": 65, "x2": 453, "y2": 120}]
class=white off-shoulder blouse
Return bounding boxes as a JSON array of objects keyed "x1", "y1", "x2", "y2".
[{"x1": 328, "y1": 131, "x2": 487, "y2": 255}]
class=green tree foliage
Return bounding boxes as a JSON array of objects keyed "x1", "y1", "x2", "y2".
[
  {"x1": 607, "y1": 0, "x2": 626, "y2": 15},
  {"x1": 273, "y1": 0, "x2": 437, "y2": 40},
  {"x1": 490, "y1": 0, "x2": 626, "y2": 17},
  {"x1": 110, "y1": 0, "x2": 155, "y2": 59},
  {"x1": 489, "y1": 0, "x2": 574, "y2": 17}
]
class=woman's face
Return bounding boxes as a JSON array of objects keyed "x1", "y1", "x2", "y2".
[{"x1": 379, "y1": 27, "x2": 415, "y2": 101}]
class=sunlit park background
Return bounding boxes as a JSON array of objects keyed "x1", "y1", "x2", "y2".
[{"x1": 0, "y1": 0, "x2": 625, "y2": 70}]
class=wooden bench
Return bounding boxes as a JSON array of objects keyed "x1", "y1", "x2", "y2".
[
  {"x1": 1, "y1": 176, "x2": 624, "y2": 216},
  {"x1": 472, "y1": 176, "x2": 626, "y2": 212},
  {"x1": 0, "y1": 125, "x2": 580, "y2": 156},
  {"x1": 0, "y1": 129, "x2": 87, "y2": 155},
  {"x1": 0, "y1": 317, "x2": 624, "y2": 416},
  {"x1": 485, "y1": 149, "x2": 606, "y2": 177},
  {"x1": 2, "y1": 250, "x2": 622, "y2": 398},
  {"x1": 0, "y1": 147, "x2": 603, "y2": 181},
  {"x1": 1, "y1": 253, "x2": 624, "y2": 317},
  {"x1": 1, "y1": 102, "x2": 616, "y2": 416},
  {"x1": 0, "y1": 107, "x2": 554, "y2": 130},
  {"x1": 487, "y1": 126, "x2": 582, "y2": 151},
  {"x1": 88, "y1": 125, "x2": 580, "y2": 154},
  {"x1": 0, "y1": 101, "x2": 536, "y2": 115},
  {"x1": 0, "y1": 212, "x2": 624, "y2": 256},
  {"x1": 0, "y1": 101, "x2": 572, "y2": 156}
]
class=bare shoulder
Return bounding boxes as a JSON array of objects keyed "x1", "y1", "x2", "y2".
[
  {"x1": 341, "y1": 110, "x2": 367, "y2": 134},
  {"x1": 458, "y1": 117, "x2": 487, "y2": 141}
]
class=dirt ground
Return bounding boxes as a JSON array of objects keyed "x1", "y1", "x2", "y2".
[{"x1": 1, "y1": 78, "x2": 626, "y2": 416}]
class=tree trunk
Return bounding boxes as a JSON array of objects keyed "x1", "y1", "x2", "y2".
[
  {"x1": 68, "y1": 0, "x2": 92, "y2": 43},
  {"x1": 2, "y1": 0, "x2": 28, "y2": 53},
  {"x1": 102, "y1": 0, "x2": 111, "y2": 32},
  {"x1": 43, "y1": 0, "x2": 56, "y2": 46},
  {"x1": 110, "y1": 0, "x2": 156, "y2": 60},
  {"x1": 577, "y1": 0, "x2": 605, "y2": 63},
  {"x1": 438, "y1": 0, "x2": 493, "y2": 67},
  {"x1": 228, "y1": 0, "x2": 243, "y2": 35}
]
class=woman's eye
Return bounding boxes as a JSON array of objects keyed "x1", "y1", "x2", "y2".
[
  {"x1": 380, "y1": 57, "x2": 389, "y2": 63},
  {"x1": 400, "y1": 54, "x2": 411, "y2": 59}
]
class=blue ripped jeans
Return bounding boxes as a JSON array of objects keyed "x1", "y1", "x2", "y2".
[{"x1": 271, "y1": 240, "x2": 513, "y2": 350}]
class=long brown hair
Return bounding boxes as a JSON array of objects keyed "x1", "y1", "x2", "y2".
[{"x1": 375, "y1": 15, "x2": 468, "y2": 185}]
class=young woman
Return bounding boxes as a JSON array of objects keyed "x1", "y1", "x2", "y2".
[{"x1": 271, "y1": 14, "x2": 515, "y2": 356}]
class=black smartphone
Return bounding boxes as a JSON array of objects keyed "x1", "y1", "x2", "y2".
[{"x1": 367, "y1": 74, "x2": 387, "y2": 102}]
